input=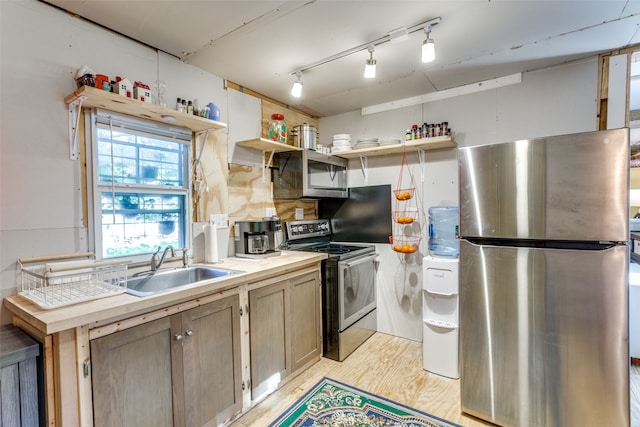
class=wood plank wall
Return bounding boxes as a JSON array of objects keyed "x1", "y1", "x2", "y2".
[{"x1": 199, "y1": 89, "x2": 319, "y2": 236}]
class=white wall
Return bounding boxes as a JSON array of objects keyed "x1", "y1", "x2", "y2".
[
  {"x1": 320, "y1": 59, "x2": 599, "y2": 340},
  {"x1": 0, "y1": 0, "x2": 237, "y2": 323}
]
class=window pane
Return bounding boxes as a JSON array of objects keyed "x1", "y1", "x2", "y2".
[
  {"x1": 90, "y1": 110, "x2": 191, "y2": 262},
  {"x1": 96, "y1": 128, "x2": 187, "y2": 187},
  {"x1": 100, "y1": 192, "x2": 186, "y2": 258}
]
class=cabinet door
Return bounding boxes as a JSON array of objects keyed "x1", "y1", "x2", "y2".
[
  {"x1": 249, "y1": 281, "x2": 290, "y2": 400},
  {"x1": 91, "y1": 317, "x2": 180, "y2": 427},
  {"x1": 290, "y1": 272, "x2": 321, "y2": 373},
  {"x1": 181, "y1": 296, "x2": 242, "y2": 427}
]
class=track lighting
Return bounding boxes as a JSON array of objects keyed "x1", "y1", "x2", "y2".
[
  {"x1": 422, "y1": 26, "x2": 435, "y2": 63},
  {"x1": 364, "y1": 46, "x2": 376, "y2": 78},
  {"x1": 291, "y1": 71, "x2": 303, "y2": 97},
  {"x1": 288, "y1": 17, "x2": 441, "y2": 94}
]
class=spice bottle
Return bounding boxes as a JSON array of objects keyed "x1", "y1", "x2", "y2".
[
  {"x1": 268, "y1": 114, "x2": 287, "y2": 144},
  {"x1": 411, "y1": 124, "x2": 418, "y2": 140},
  {"x1": 405, "y1": 129, "x2": 412, "y2": 141}
]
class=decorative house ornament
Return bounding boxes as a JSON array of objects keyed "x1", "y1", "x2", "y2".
[
  {"x1": 113, "y1": 76, "x2": 133, "y2": 98},
  {"x1": 133, "y1": 81, "x2": 151, "y2": 103}
]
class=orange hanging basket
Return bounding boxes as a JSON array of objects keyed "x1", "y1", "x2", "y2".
[
  {"x1": 391, "y1": 209, "x2": 419, "y2": 224},
  {"x1": 388, "y1": 235, "x2": 421, "y2": 254},
  {"x1": 393, "y1": 188, "x2": 415, "y2": 201}
]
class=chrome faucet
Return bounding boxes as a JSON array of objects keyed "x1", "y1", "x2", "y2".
[{"x1": 151, "y1": 245, "x2": 175, "y2": 271}]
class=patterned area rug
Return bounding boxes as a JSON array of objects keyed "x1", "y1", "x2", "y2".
[{"x1": 269, "y1": 377, "x2": 461, "y2": 427}]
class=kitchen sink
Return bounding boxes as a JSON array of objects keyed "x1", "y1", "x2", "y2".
[{"x1": 126, "y1": 266, "x2": 243, "y2": 297}]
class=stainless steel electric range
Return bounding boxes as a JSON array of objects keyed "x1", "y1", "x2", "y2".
[{"x1": 285, "y1": 219, "x2": 377, "y2": 361}]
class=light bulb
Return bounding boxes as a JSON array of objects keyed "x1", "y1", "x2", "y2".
[
  {"x1": 422, "y1": 38, "x2": 435, "y2": 63},
  {"x1": 364, "y1": 59, "x2": 376, "y2": 78},
  {"x1": 291, "y1": 80, "x2": 303, "y2": 97}
]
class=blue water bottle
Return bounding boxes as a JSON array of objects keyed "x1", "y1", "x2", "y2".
[{"x1": 428, "y1": 206, "x2": 459, "y2": 257}]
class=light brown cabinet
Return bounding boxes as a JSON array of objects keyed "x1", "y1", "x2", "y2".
[
  {"x1": 249, "y1": 271, "x2": 321, "y2": 400},
  {"x1": 90, "y1": 295, "x2": 242, "y2": 427},
  {"x1": 3, "y1": 253, "x2": 326, "y2": 426}
]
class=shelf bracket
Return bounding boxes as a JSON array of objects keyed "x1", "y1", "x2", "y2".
[
  {"x1": 358, "y1": 155, "x2": 369, "y2": 184},
  {"x1": 262, "y1": 149, "x2": 276, "y2": 184},
  {"x1": 418, "y1": 148, "x2": 426, "y2": 183},
  {"x1": 195, "y1": 130, "x2": 210, "y2": 168},
  {"x1": 68, "y1": 95, "x2": 87, "y2": 160}
]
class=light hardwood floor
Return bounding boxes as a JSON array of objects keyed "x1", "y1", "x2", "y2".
[
  {"x1": 232, "y1": 332, "x2": 491, "y2": 426},
  {"x1": 232, "y1": 332, "x2": 640, "y2": 427}
]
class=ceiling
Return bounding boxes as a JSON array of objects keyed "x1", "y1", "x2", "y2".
[{"x1": 45, "y1": 0, "x2": 640, "y2": 118}]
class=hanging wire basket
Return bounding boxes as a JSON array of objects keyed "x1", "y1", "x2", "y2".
[
  {"x1": 389, "y1": 235, "x2": 421, "y2": 254},
  {"x1": 392, "y1": 209, "x2": 419, "y2": 224},
  {"x1": 393, "y1": 188, "x2": 415, "y2": 201}
]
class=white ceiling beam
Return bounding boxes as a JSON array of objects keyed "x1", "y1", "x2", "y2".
[{"x1": 361, "y1": 73, "x2": 523, "y2": 115}]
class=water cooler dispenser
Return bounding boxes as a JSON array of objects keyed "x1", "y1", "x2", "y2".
[{"x1": 423, "y1": 206, "x2": 459, "y2": 378}]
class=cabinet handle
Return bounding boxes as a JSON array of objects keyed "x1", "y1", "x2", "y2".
[
  {"x1": 174, "y1": 333, "x2": 183, "y2": 341},
  {"x1": 185, "y1": 329, "x2": 193, "y2": 336}
]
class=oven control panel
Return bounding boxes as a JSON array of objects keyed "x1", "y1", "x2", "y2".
[{"x1": 285, "y1": 219, "x2": 331, "y2": 240}]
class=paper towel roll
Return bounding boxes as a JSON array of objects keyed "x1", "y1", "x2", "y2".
[{"x1": 204, "y1": 224, "x2": 218, "y2": 263}]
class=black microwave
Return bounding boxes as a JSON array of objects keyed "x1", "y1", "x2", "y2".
[{"x1": 272, "y1": 150, "x2": 348, "y2": 199}]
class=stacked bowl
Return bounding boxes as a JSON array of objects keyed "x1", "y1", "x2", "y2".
[{"x1": 332, "y1": 134, "x2": 353, "y2": 153}]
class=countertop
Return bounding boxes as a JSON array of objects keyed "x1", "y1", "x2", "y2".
[{"x1": 3, "y1": 251, "x2": 326, "y2": 336}]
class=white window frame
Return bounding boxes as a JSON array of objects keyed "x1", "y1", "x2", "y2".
[{"x1": 85, "y1": 108, "x2": 192, "y2": 263}]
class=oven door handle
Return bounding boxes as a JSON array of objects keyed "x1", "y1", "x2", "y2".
[{"x1": 343, "y1": 253, "x2": 377, "y2": 268}]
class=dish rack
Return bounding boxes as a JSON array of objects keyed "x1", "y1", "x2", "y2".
[{"x1": 18, "y1": 253, "x2": 131, "y2": 309}]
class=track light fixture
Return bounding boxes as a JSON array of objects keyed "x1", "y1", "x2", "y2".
[
  {"x1": 291, "y1": 71, "x2": 303, "y2": 97},
  {"x1": 288, "y1": 17, "x2": 441, "y2": 97},
  {"x1": 364, "y1": 45, "x2": 376, "y2": 78},
  {"x1": 422, "y1": 26, "x2": 436, "y2": 63}
]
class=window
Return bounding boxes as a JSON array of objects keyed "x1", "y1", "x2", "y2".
[{"x1": 86, "y1": 109, "x2": 191, "y2": 261}]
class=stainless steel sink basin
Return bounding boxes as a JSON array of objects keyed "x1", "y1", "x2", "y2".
[{"x1": 126, "y1": 266, "x2": 243, "y2": 297}]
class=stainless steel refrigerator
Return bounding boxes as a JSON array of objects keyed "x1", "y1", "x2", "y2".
[{"x1": 458, "y1": 129, "x2": 630, "y2": 427}]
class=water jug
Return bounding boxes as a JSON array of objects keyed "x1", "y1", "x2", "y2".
[{"x1": 428, "y1": 206, "x2": 459, "y2": 257}]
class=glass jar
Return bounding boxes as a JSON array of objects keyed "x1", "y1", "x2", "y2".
[{"x1": 268, "y1": 113, "x2": 287, "y2": 144}]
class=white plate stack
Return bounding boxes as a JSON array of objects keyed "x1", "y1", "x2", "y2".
[
  {"x1": 355, "y1": 138, "x2": 379, "y2": 149},
  {"x1": 332, "y1": 133, "x2": 353, "y2": 153}
]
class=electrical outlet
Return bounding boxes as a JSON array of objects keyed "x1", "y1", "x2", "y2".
[
  {"x1": 265, "y1": 207, "x2": 276, "y2": 217},
  {"x1": 209, "y1": 214, "x2": 228, "y2": 228},
  {"x1": 295, "y1": 208, "x2": 304, "y2": 220}
]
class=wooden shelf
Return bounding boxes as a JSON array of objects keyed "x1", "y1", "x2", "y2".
[
  {"x1": 331, "y1": 136, "x2": 456, "y2": 159},
  {"x1": 236, "y1": 138, "x2": 301, "y2": 153},
  {"x1": 64, "y1": 85, "x2": 227, "y2": 133}
]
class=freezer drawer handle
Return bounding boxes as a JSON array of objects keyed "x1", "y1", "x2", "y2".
[{"x1": 424, "y1": 319, "x2": 458, "y2": 330}]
